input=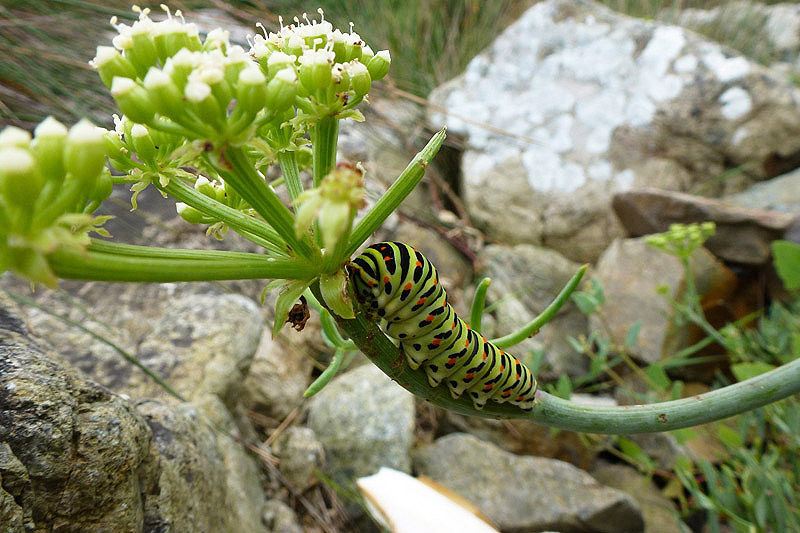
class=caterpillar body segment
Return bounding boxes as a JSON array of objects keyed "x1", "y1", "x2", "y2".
[{"x1": 348, "y1": 241, "x2": 537, "y2": 411}]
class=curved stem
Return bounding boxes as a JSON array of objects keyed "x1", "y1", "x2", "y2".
[
  {"x1": 315, "y1": 282, "x2": 800, "y2": 434},
  {"x1": 347, "y1": 128, "x2": 446, "y2": 257},
  {"x1": 469, "y1": 277, "x2": 491, "y2": 332},
  {"x1": 491, "y1": 264, "x2": 587, "y2": 349}
]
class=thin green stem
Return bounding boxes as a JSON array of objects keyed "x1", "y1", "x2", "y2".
[
  {"x1": 211, "y1": 146, "x2": 315, "y2": 259},
  {"x1": 277, "y1": 151, "x2": 304, "y2": 204},
  {"x1": 469, "y1": 277, "x2": 492, "y2": 333},
  {"x1": 48, "y1": 244, "x2": 318, "y2": 282},
  {"x1": 158, "y1": 178, "x2": 289, "y2": 255},
  {"x1": 304, "y1": 347, "x2": 346, "y2": 398},
  {"x1": 347, "y1": 128, "x2": 446, "y2": 257},
  {"x1": 492, "y1": 265, "x2": 587, "y2": 349},
  {"x1": 4, "y1": 289, "x2": 186, "y2": 402}
]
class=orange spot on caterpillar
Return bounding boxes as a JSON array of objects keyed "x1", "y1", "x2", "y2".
[
  {"x1": 404, "y1": 283, "x2": 412, "y2": 290},
  {"x1": 447, "y1": 358, "x2": 457, "y2": 365},
  {"x1": 465, "y1": 372, "x2": 475, "y2": 380},
  {"x1": 424, "y1": 315, "x2": 434, "y2": 322},
  {"x1": 416, "y1": 298, "x2": 426, "y2": 305},
  {"x1": 383, "y1": 276, "x2": 390, "y2": 283},
  {"x1": 432, "y1": 339, "x2": 441, "y2": 346},
  {"x1": 384, "y1": 256, "x2": 391, "y2": 261}
]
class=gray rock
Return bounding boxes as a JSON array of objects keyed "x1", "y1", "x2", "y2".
[
  {"x1": 262, "y1": 499, "x2": 302, "y2": 533},
  {"x1": 626, "y1": 432, "x2": 685, "y2": 472},
  {"x1": 428, "y1": 0, "x2": 800, "y2": 262},
  {"x1": 414, "y1": 433, "x2": 643, "y2": 533},
  {"x1": 1, "y1": 295, "x2": 151, "y2": 532},
  {"x1": 478, "y1": 243, "x2": 588, "y2": 379},
  {"x1": 725, "y1": 167, "x2": 800, "y2": 215},
  {"x1": 0, "y1": 294, "x2": 268, "y2": 532},
  {"x1": 276, "y1": 426, "x2": 325, "y2": 493},
  {"x1": 613, "y1": 188, "x2": 797, "y2": 264},
  {"x1": 241, "y1": 330, "x2": 314, "y2": 421},
  {"x1": 592, "y1": 237, "x2": 734, "y2": 364},
  {"x1": 593, "y1": 462, "x2": 687, "y2": 533},
  {"x1": 307, "y1": 364, "x2": 415, "y2": 495}
]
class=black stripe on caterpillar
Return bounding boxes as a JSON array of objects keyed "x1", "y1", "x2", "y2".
[{"x1": 347, "y1": 241, "x2": 537, "y2": 411}]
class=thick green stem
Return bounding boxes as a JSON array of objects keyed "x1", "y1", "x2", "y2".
[
  {"x1": 313, "y1": 283, "x2": 800, "y2": 434},
  {"x1": 158, "y1": 178, "x2": 289, "y2": 255},
  {"x1": 491, "y1": 265, "x2": 588, "y2": 349},
  {"x1": 469, "y1": 277, "x2": 492, "y2": 332},
  {"x1": 49, "y1": 242, "x2": 318, "y2": 282},
  {"x1": 347, "y1": 128, "x2": 446, "y2": 257},
  {"x1": 210, "y1": 146, "x2": 315, "y2": 259},
  {"x1": 311, "y1": 116, "x2": 338, "y2": 187}
]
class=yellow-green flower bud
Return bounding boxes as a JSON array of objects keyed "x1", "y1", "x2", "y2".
[
  {"x1": 32, "y1": 116, "x2": 68, "y2": 181},
  {"x1": 144, "y1": 67, "x2": 183, "y2": 117},
  {"x1": 65, "y1": 120, "x2": 106, "y2": 187},
  {"x1": 111, "y1": 77, "x2": 155, "y2": 125},
  {"x1": 164, "y1": 49, "x2": 195, "y2": 90},
  {"x1": 91, "y1": 46, "x2": 138, "y2": 88},
  {"x1": 298, "y1": 48, "x2": 333, "y2": 91},
  {"x1": 294, "y1": 193, "x2": 323, "y2": 238},
  {"x1": 129, "y1": 123, "x2": 157, "y2": 164},
  {"x1": 198, "y1": 66, "x2": 233, "y2": 111},
  {"x1": 0, "y1": 147, "x2": 42, "y2": 207},
  {"x1": 89, "y1": 169, "x2": 113, "y2": 205},
  {"x1": 332, "y1": 64, "x2": 349, "y2": 92},
  {"x1": 103, "y1": 130, "x2": 129, "y2": 167},
  {"x1": 348, "y1": 61, "x2": 371, "y2": 97},
  {"x1": 0, "y1": 126, "x2": 31, "y2": 149},
  {"x1": 266, "y1": 68, "x2": 298, "y2": 113},
  {"x1": 185, "y1": 80, "x2": 222, "y2": 126},
  {"x1": 127, "y1": 21, "x2": 159, "y2": 77},
  {"x1": 236, "y1": 66, "x2": 268, "y2": 116},
  {"x1": 367, "y1": 50, "x2": 390, "y2": 81},
  {"x1": 361, "y1": 45, "x2": 375, "y2": 64},
  {"x1": 176, "y1": 202, "x2": 212, "y2": 224},
  {"x1": 194, "y1": 176, "x2": 216, "y2": 198},
  {"x1": 267, "y1": 51, "x2": 296, "y2": 80},
  {"x1": 285, "y1": 35, "x2": 305, "y2": 58},
  {"x1": 319, "y1": 201, "x2": 351, "y2": 251},
  {"x1": 153, "y1": 17, "x2": 201, "y2": 61}
]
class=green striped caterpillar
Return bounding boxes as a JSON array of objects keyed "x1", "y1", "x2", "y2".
[{"x1": 348, "y1": 241, "x2": 537, "y2": 411}]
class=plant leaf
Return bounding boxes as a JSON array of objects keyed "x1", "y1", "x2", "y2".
[
  {"x1": 731, "y1": 361, "x2": 775, "y2": 381},
  {"x1": 320, "y1": 269, "x2": 355, "y2": 319},
  {"x1": 772, "y1": 240, "x2": 800, "y2": 290},
  {"x1": 271, "y1": 279, "x2": 312, "y2": 338}
]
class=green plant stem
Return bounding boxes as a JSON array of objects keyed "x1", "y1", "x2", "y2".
[
  {"x1": 158, "y1": 178, "x2": 289, "y2": 255},
  {"x1": 211, "y1": 146, "x2": 315, "y2": 259},
  {"x1": 277, "y1": 151, "x2": 304, "y2": 204},
  {"x1": 313, "y1": 281, "x2": 800, "y2": 434},
  {"x1": 311, "y1": 116, "x2": 338, "y2": 187},
  {"x1": 4, "y1": 289, "x2": 186, "y2": 402},
  {"x1": 491, "y1": 265, "x2": 587, "y2": 349},
  {"x1": 48, "y1": 242, "x2": 318, "y2": 282},
  {"x1": 469, "y1": 277, "x2": 491, "y2": 332},
  {"x1": 347, "y1": 128, "x2": 446, "y2": 257}
]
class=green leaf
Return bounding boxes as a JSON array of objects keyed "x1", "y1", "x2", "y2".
[
  {"x1": 555, "y1": 374, "x2": 572, "y2": 400},
  {"x1": 671, "y1": 427, "x2": 696, "y2": 444},
  {"x1": 715, "y1": 424, "x2": 743, "y2": 449},
  {"x1": 772, "y1": 240, "x2": 800, "y2": 290},
  {"x1": 571, "y1": 292, "x2": 599, "y2": 315},
  {"x1": 617, "y1": 437, "x2": 654, "y2": 470},
  {"x1": 646, "y1": 363, "x2": 671, "y2": 390},
  {"x1": 271, "y1": 279, "x2": 312, "y2": 338},
  {"x1": 625, "y1": 320, "x2": 641, "y2": 347},
  {"x1": 320, "y1": 269, "x2": 355, "y2": 319},
  {"x1": 731, "y1": 361, "x2": 776, "y2": 381}
]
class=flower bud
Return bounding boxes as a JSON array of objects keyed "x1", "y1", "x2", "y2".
[
  {"x1": 367, "y1": 50, "x2": 390, "y2": 80},
  {"x1": 361, "y1": 45, "x2": 375, "y2": 64},
  {"x1": 65, "y1": 120, "x2": 106, "y2": 187},
  {"x1": 32, "y1": 116, "x2": 68, "y2": 181},
  {"x1": 349, "y1": 61, "x2": 371, "y2": 97},
  {"x1": 294, "y1": 193, "x2": 323, "y2": 238},
  {"x1": 144, "y1": 67, "x2": 183, "y2": 117},
  {"x1": 236, "y1": 66, "x2": 268, "y2": 116},
  {"x1": 154, "y1": 19, "x2": 201, "y2": 61},
  {"x1": 0, "y1": 147, "x2": 42, "y2": 207},
  {"x1": 89, "y1": 169, "x2": 113, "y2": 205},
  {"x1": 185, "y1": 80, "x2": 222, "y2": 126},
  {"x1": 129, "y1": 123, "x2": 157, "y2": 164},
  {"x1": 285, "y1": 35, "x2": 304, "y2": 58},
  {"x1": 319, "y1": 201, "x2": 351, "y2": 250},
  {"x1": 298, "y1": 49, "x2": 332, "y2": 91},
  {"x1": 194, "y1": 176, "x2": 216, "y2": 198},
  {"x1": 0, "y1": 126, "x2": 31, "y2": 149},
  {"x1": 266, "y1": 68, "x2": 298, "y2": 113},
  {"x1": 163, "y1": 49, "x2": 195, "y2": 90},
  {"x1": 91, "y1": 46, "x2": 138, "y2": 88},
  {"x1": 111, "y1": 77, "x2": 155, "y2": 124},
  {"x1": 127, "y1": 21, "x2": 159, "y2": 77},
  {"x1": 176, "y1": 202, "x2": 212, "y2": 224},
  {"x1": 267, "y1": 51, "x2": 296, "y2": 80}
]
